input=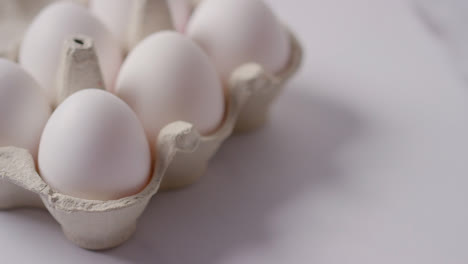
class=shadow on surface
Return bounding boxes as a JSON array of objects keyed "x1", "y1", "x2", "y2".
[{"x1": 107, "y1": 84, "x2": 364, "y2": 264}]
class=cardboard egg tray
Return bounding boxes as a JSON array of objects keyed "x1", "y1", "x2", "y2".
[{"x1": 0, "y1": 0, "x2": 303, "y2": 250}]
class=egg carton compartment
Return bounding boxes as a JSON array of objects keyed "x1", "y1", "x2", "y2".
[{"x1": 0, "y1": 121, "x2": 197, "y2": 250}]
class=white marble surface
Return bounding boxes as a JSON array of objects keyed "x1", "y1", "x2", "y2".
[{"x1": 1, "y1": 0, "x2": 468, "y2": 263}]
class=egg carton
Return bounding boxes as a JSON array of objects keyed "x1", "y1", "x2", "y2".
[{"x1": 0, "y1": 1, "x2": 302, "y2": 250}]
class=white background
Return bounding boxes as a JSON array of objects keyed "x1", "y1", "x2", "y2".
[{"x1": 1, "y1": 0, "x2": 468, "y2": 263}]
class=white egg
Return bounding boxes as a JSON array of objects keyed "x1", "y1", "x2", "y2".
[
  {"x1": 19, "y1": 2, "x2": 123, "y2": 100},
  {"x1": 38, "y1": 89, "x2": 151, "y2": 201},
  {"x1": 187, "y1": 0, "x2": 291, "y2": 80},
  {"x1": 115, "y1": 31, "x2": 224, "y2": 149},
  {"x1": 0, "y1": 59, "x2": 51, "y2": 160},
  {"x1": 89, "y1": 0, "x2": 133, "y2": 46}
]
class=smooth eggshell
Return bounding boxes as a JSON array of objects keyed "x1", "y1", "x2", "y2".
[
  {"x1": 89, "y1": 0, "x2": 133, "y2": 47},
  {"x1": 19, "y1": 2, "x2": 123, "y2": 100},
  {"x1": 115, "y1": 31, "x2": 224, "y2": 149},
  {"x1": 0, "y1": 59, "x2": 51, "y2": 160},
  {"x1": 187, "y1": 0, "x2": 291, "y2": 80},
  {"x1": 38, "y1": 89, "x2": 151, "y2": 201}
]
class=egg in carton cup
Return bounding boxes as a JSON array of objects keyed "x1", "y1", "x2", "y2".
[{"x1": 0, "y1": 122, "x2": 197, "y2": 250}]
